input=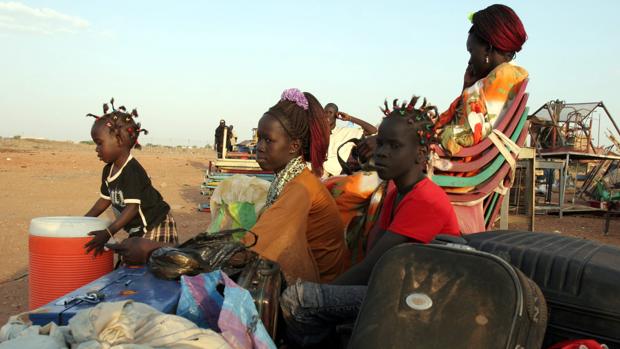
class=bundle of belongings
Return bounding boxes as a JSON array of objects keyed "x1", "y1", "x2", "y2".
[
  {"x1": 0, "y1": 227, "x2": 280, "y2": 348},
  {"x1": 0, "y1": 300, "x2": 231, "y2": 349},
  {"x1": 148, "y1": 228, "x2": 282, "y2": 343},
  {"x1": 207, "y1": 175, "x2": 271, "y2": 233}
]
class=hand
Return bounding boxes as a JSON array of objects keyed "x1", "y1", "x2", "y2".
[
  {"x1": 345, "y1": 153, "x2": 362, "y2": 173},
  {"x1": 84, "y1": 230, "x2": 111, "y2": 257},
  {"x1": 337, "y1": 112, "x2": 353, "y2": 122},
  {"x1": 355, "y1": 135, "x2": 377, "y2": 163},
  {"x1": 106, "y1": 237, "x2": 165, "y2": 266},
  {"x1": 463, "y1": 65, "x2": 477, "y2": 90}
]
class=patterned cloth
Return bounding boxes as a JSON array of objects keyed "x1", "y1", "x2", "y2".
[
  {"x1": 129, "y1": 212, "x2": 178, "y2": 244},
  {"x1": 323, "y1": 172, "x2": 384, "y2": 263},
  {"x1": 264, "y1": 156, "x2": 306, "y2": 208},
  {"x1": 435, "y1": 62, "x2": 528, "y2": 155}
]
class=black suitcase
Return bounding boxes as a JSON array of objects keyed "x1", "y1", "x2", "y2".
[
  {"x1": 348, "y1": 243, "x2": 547, "y2": 349},
  {"x1": 465, "y1": 231, "x2": 620, "y2": 347},
  {"x1": 235, "y1": 257, "x2": 283, "y2": 339}
]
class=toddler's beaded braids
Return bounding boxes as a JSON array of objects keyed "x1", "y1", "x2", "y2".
[{"x1": 87, "y1": 98, "x2": 148, "y2": 150}]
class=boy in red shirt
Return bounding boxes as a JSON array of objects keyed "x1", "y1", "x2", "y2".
[{"x1": 281, "y1": 96, "x2": 460, "y2": 346}]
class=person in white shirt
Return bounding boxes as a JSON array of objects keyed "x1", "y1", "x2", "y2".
[
  {"x1": 228, "y1": 125, "x2": 237, "y2": 151},
  {"x1": 323, "y1": 103, "x2": 377, "y2": 177}
]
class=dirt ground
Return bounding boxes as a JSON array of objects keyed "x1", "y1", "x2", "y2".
[{"x1": 0, "y1": 138, "x2": 618, "y2": 325}]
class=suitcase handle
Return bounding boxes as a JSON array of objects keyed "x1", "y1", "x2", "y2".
[
  {"x1": 258, "y1": 260, "x2": 280, "y2": 276},
  {"x1": 431, "y1": 234, "x2": 467, "y2": 245}
]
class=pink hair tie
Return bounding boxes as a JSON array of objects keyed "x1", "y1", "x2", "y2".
[{"x1": 281, "y1": 88, "x2": 309, "y2": 110}]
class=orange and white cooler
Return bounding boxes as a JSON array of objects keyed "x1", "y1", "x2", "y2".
[{"x1": 29, "y1": 216, "x2": 114, "y2": 309}]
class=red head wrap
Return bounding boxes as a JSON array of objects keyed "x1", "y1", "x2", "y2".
[{"x1": 470, "y1": 4, "x2": 527, "y2": 53}]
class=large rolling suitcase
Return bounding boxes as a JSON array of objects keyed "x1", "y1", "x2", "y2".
[
  {"x1": 348, "y1": 243, "x2": 547, "y2": 349},
  {"x1": 465, "y1": 231, "x2": 620, "y2": 347},
  {"x1": 235, "y1": 257, "x2": 283, "y2": 339}
]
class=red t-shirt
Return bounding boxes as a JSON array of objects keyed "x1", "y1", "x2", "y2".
[{"x1": 378, "y1": 178, "x2": 460, "y2": 243}]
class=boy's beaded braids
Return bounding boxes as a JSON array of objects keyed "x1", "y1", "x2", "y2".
[
  {"x1": 380, "y1": 95, "x2": 437, "y2": 149},
  {"x1": 86, "y1": 98, "x2": 148, "y2": 150}
]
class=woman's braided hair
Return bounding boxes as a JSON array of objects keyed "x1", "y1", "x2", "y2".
[
  {"x1": 87, "y1": 98, "x2": 148, "y2": 150},
  {"x1": 380, "y1": 96, "x2": 437, "y2": 152},
  {"x1": 265, "y1": 92, "x2": 329, "y2": 176}
]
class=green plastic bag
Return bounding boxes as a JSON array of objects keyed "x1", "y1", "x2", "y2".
[{"x1": 208, "y1": 202, "x2": 257, "y2": 239}]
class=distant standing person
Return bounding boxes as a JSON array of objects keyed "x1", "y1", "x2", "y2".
[
  {"x1": 228, "y1": 125, "x2": 237, "y2": 152},
  {"x1": 323, "y1": 103, "x2": 377, "y2": 177},
  {"x1": 214, "y1": 119, "x2": 230, "y2": 157}
]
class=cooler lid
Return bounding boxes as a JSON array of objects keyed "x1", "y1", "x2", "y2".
[{"x1": 29, "y1": 216, "x2": 111, "y2": 237}]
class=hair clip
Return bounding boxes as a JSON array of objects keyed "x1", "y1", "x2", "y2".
[{"x1": 281, "y1": 88, "x2": 309, "y2": 110}]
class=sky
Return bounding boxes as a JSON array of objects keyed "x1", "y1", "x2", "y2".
[{"x1": 1, "y1": 0, "x2": 619, "y2": 147}]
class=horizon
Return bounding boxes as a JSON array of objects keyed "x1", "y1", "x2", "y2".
[{"x1": 2, "y1": 0, "x2": 619, "y2": 147}]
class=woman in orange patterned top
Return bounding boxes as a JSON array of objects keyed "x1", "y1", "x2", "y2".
[{"x1": 434, "y1": 4, "x2": 528, "y2": 155}]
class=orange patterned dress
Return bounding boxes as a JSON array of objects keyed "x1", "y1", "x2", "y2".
[{"x1": 435, "y1": 62, "x2": 528, "y2": 155}]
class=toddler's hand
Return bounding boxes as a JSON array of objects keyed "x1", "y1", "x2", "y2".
[
  {"x1": 356, "y1": 135, "x2": 377, "y2": 163},
  {"x1": 84, "y1": 230, "x2": 110, "y2": 257}
]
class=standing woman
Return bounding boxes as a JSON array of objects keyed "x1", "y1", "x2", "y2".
[{"x1": 435, "y1": 4, "x2": 529, "y2": 155}]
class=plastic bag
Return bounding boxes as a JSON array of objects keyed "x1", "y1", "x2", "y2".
[
  {"x1": 209, "y1": 202, "x2": 258, "y2": 233},
  {"x1": 176, "y1": 271, "x2": 276, "y2": 349},
  {"x1": 149, "y1": 229, "x2": 258, "y2": 280},
  {"x1": 208, "y1": 175, "x2": 270, "y2": 233}
]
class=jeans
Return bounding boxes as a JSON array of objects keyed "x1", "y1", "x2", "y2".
[{"x1": 280, "y1": 280, "x2": 367, "y2": 347}]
